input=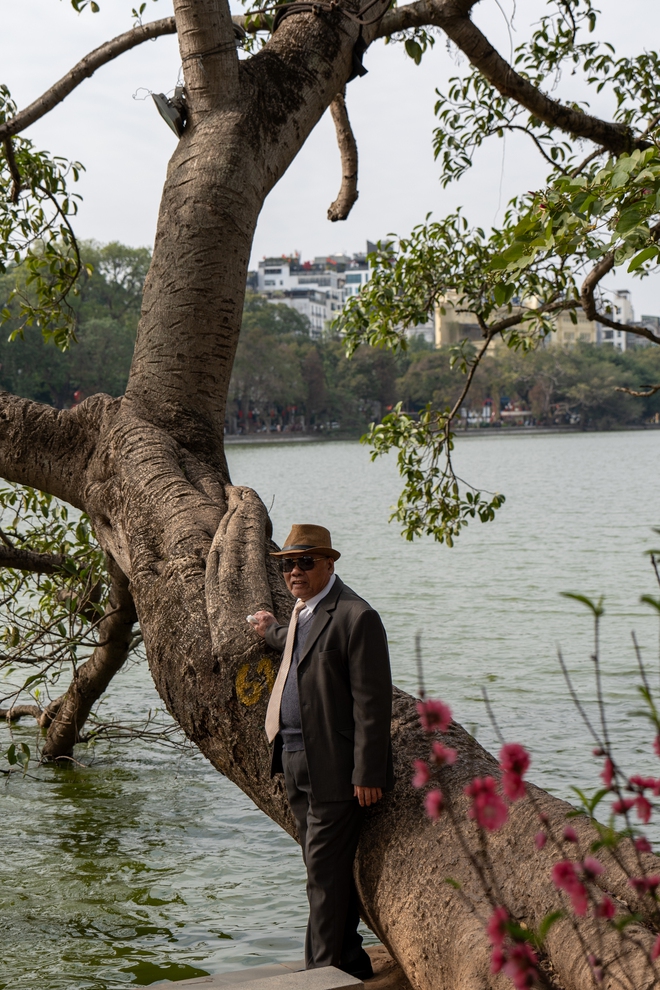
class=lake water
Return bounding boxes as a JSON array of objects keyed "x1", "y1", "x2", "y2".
[{"x1": 2, "y1": 430, "x2": 660, "y2": 990}]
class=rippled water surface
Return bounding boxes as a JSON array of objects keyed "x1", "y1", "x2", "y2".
[{"x1": 2, "y1": 430, "x2": 660, "y2": 989}]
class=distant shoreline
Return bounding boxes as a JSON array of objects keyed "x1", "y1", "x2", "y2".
[{"x1": 225, "y1": 423, "x2": 660, "y2": 445}]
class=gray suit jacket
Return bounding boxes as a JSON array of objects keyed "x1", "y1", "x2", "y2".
[{"x1": 265, "y1": 576, "x2": 394, "y2": 802}]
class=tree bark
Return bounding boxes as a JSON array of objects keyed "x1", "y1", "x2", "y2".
[{"x1": 1, "y1": 0, "x2": 659, "y2": 986}]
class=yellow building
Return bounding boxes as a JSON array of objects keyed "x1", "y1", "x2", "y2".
[
  {"x1": 433, "y1": 293, "x2": 517, "y2": 349},
  {"x1": 433, "y1": 292, "x2": 602, "y2": 349},
  {"x1": 546, "y1": 308, "x2": 599, "y2": 347}
]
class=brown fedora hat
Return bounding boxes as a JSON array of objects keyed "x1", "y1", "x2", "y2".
[{"x1": 270, "y1": 523, "x2": 341, "y2": 561}]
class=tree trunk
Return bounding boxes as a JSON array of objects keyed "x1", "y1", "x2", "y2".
[{"x1": 1, "y1": 2, "x2": 659, "y2": 987}]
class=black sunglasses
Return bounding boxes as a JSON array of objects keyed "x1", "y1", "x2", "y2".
[{"x1": 281, "y1": 556, "x2": 326, "y2": 573}]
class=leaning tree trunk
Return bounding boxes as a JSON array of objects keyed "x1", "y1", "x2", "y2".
[{"x1": 1, "y1": 1, "x2": 659, "y2": 988}]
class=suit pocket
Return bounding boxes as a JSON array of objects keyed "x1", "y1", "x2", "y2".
[
  {"x1": 336, "y1": 727, "x2": 355, "y2": 740},
  {"x1": 318, "y1": 649, "x2": 341, "y2": 661}
]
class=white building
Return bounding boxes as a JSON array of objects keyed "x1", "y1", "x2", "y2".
[
  {"x1": 256, "y1": 253, "x2": 370, "y2": 338},
  {"x1": 597, "y1": 290, "x2": 634, "y2": 351}
]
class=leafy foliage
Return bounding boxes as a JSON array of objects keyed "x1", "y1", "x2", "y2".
[
  {"x1": 0, "y1": 87, "x2": 88, "y2": 349},
  {"x1": 338, "y1": 0, "x2": 660, "y2": 544},
  {"x1": 0, "y1": 485, "x2": 107, "y2": 711},
  {"x1": 0, "y1": 241, "x2": 150, "y2": 405},
  {"x1": 367, "y1": 402, "x2": 505, "y2": 544}
]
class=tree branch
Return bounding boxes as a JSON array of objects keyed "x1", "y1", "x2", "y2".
[
  {"x1": 375, "y1": 1, "x2": 636, "y2": 156},
  {"x1": 0, "y1": 542, "x2": 66, "y2": 574},
  {"x1": 580, "y1": 252, "x2": 615, "y2": 320},
  {"x1": 2, "y1": 139, "x2": 21, "y2": 202},
  {"x1": 0, "y1": 695, "x2": 63, "y2": 727},
  {"x1": 0, "y1": 391, "x2": 116, "y2": 509},
  {"x1": 327, "y1": 89, "x2": 359, "y2": 222},
  {"x1": 41, "y1": 559, "x2": 137, "y2": 760},
  {"x1": 174, "y1": 0, "x2": 239, "y2": 113},
  {"x1": 581, "y1": 253, "x2": 660, "y2": 345},
  {"x1": 0, "y1": 18, "x2": 177, "y2": 142},
  {"x1": 0, "y1": 704, "x2": 42, "y2": 721},
  {"x1": 615, "y1": 383, "x2": 660, "y2": 397}
]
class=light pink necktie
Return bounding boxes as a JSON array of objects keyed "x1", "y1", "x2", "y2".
[{"x1": 265, "y1": 600, "x2": 306, "y2": 743}]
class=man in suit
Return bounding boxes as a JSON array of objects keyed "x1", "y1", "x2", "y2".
[{"x1": 250, "y1": 523, "x2": 393, "y2": 980}]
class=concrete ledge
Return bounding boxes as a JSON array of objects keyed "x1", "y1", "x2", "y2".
[{"x1": 151, "y1": 964, "x2": 362, "y2": 990}]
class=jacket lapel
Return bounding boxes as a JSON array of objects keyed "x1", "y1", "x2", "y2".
[{"x1": 298, "y1": 576, "x2": 343, "y2": 666}]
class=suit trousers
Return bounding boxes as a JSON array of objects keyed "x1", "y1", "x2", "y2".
[{"x1": 282, "y1": 749, "x2": 370, "y2": 974}]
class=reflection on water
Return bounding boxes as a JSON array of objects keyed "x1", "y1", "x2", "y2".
[{"x1": 2, "y1": 431, "x2": 660, "y2": 989}]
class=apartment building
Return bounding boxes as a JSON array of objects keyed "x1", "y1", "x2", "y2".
[{"x1": 256, "y1": 253, "x2": 369, "y2": 338}]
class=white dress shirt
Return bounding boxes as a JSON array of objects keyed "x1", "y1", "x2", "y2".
[{"x1": 298, "y1": 572, "x2": 336, "y2": 620}]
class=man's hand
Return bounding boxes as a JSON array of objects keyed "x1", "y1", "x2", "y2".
[
  {"x1": 354, "y1": 785, "x2": 383, "y2": 807},
  {"x1": 250, "y1": 610, "x2": 277, "y2": 638}
]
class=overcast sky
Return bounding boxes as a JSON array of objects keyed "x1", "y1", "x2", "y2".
[{"x1": 4, "y1": 0, "x2": 660, "y2": 317}]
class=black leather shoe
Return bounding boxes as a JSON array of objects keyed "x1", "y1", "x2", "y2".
[{"x1": 341, "y1": 958, "x2": 374, "y2": 981}]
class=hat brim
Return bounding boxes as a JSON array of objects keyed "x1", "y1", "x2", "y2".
[{"x1": 270, "y1": 544, "x2": 341, "y2": 561}]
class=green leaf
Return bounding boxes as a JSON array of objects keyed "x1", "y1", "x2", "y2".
[
  {"x1": 404, "y1": 40, "x2": 423, "y2": 65},
  {"x1": 537, "y1": 911, "x2": 564, "y2": 944},
  {"x1": 560, "y1": 592, "x2": 604, "y2": 617},
  {"x1": 627, "y1": 245, "x2": 659, "y2": 272}
]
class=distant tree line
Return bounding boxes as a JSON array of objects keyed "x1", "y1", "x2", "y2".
[{"x1": 1, "y1": 242, "x2": 659, "y2": 431}]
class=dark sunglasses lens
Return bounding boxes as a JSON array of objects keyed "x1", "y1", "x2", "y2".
[{"x1": 282, "y1": 556, "x2": 316, "y2": 572}]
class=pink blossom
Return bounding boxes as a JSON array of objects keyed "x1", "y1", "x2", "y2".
[
  {"x1": 416, "y1": 698, "x2": 452, "y2": 734},
  {"x1": 465, "y1": 776, "x2": 508, "y2": 831},
  {"x1": 486, "y1": 906, "x2": 509, "y2": 948},
  {"x1": 652, "y1": 934, "x2": 660, "y2": 961},
  {"x1": 654, "y1": 735, "x2": 660, "y2": 759},
  {"x1": 499, "y1": 743, "x2": 530, "y2": 802},
  {"x1": 592, "y1": 747, "x2": 604, "y2": 757},
  {"x1": 490, "y1": 946, "x2": 505, "y2": 974},
  {"x1": 635, "y1": 836, "x2": 652, "y2": 853},
  {"x1": 563, "y1": 825, "x2": 578, "y2": 843},
  {"x1": 629, "y1": 775, "x2": 656, "y2": 791},
  {"x1": 628, "y1": 874, "x2": 660, "y2": 896},
  {"x1": 612, "y1": 798, "x2": 635, "y2": 815},
  {"x1": 431, "y1": 741, "x2": 457, "y2": 766},
  {"x1": 501, "y1": 943, "x2": 539, "y2": 990},
  {"x1": 594, "y1": 895, "x2": 616, "y2": 919},
  {"x1": 635, "y1": 795, "x2": 653, "y2": 824},
  {"x1": 499, "y1": 742, "x2": 530, "y2": 776},
  {"x1": 601, "y1": 757, "x2": 614, "y2": 789},
  {"x1": 535, "y1": 831, "x2": 547, "y2": 850},
  {"x1": 582, "y1": 857, "x2": 604, "y2": 879},
  {"x1": 552, "y1": 860, "x2": 588, "y2": 915},
  {"x1": 424, "y1": 788, "x2": 444, "y2": 819},
  {"x1": 502, "y1": 772, "x2": 527, "y2": 802},
  {"x1": 411, "y1": 759, "x2": 431, "y2": 789}
]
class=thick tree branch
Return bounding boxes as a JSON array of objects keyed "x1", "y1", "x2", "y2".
[
  {"x1": 327, "y1": 89, "x2": 359, "y2": 221},
  {"x1": 41, "y1": 559, "x2": 137, "y2": 760},
  {"x1": 0, "y1": 18, "x2": 177, "y2": 142},
  {"x1": 0, "y1": 391, "x2": 117, "y2": 509},
  {"x1": 580, "y1": 252, "x2": 615, "y2": 319},
  {"x1": 376, "y1": 1, "x2": 636, "y2": 156},
  {"x1": 0, "y1": 695, "x2": 63, "y2": 727},
  {"x1": 0, "y1": 542, "x2": 66, "y2": 574},
  {"x1": 581, "y1": 254, "x2": 660, "y2": 345},
  {"x1": 174, "y1": 0, "x2": 239, "y2": 113},
  {"x1": 0, "y1": 704, "x2": 42, "y2": 721}
]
